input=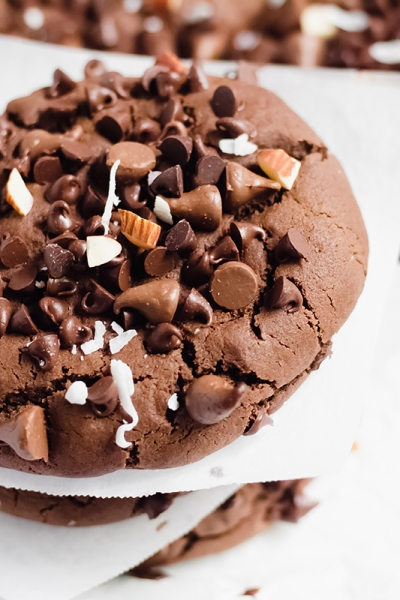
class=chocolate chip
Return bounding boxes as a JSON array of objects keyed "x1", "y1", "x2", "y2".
[
  {"x1": 210, "y1": 261, "x2": 258, "y2": 310},
  {"x1": 46, "y1": 69, "x2": 76, "y2": 99},
  {"x1": 107, "y1": 142, "x2": 156, "y2": 181},
  {"x1": 80, "y1": 186, "x2": 105, "y2": 218},
  {"x1": 165, "y1": 185, "x2": 222, "y2": 231},
  {"x1": 0, "y1": 405, "x2": 48, "y2": 462},
  {"x1": 267, "y1": 276, "x2": 303, "y2": 313},
  {"x1": 61, "y1": 140, "x2": 93, "y2": 165},
  {"x1": 46, "y1": 201, "x2": 75, "y2": 235},
  {"x1": 46, "y1": 276, "x2": 78, "y2": 297},
  {"x1": 159, "y1": 135, "x2": 193, "y2": 167},
  {"x1": 68, "y1": 239, "x2": 87, "y2": 270},
  {"x1": 45, "y1": 175, "x2": 82, "y2": 205},
  {"x1": 138, "y1": 207, "x2": 158, "y2": 223},
  {"x1": 95, "y1": 107, "x2": 132, "y2": 143},
  {"x1": 27, "y1": 333, "x2": 60, "y2": 372},
  {"x1": 100, "y1": 71, "x2": 130, "y2": 99},
  {"x1": 159, "y1": 120, "x2": 188, "y2": 140},
  {"x1": 39, "y1": 297, "x2": 68, "y2": 326},
  {"x1": 185, "y1": 375, "x2": 246, "y2": 425},
  {"x1": 43, "y1": 244, "x2": 74, "y2": 279},
  {"x1": 216, "y1": 117, "x2": 255, "y2": 138},
  {"x1": 84, "y1": 59, "x2": 107, "y2": 79},
  {"x1": 178, "y1": 288, "x2": 213, "y2": 325},
  {"x1": 86, "y1": 85, "x2": 118, "y2": 113},
  {"x1": 101, "y1": 258, "x2": 131, "y2": 292},
  {"x1": 274, "y1": 229, "x2": 310, "y2": 263},
  {"x1": 144, "y1": 247, "x2": 175, "y2": 277},
  {"x1": 145, "y1": 322, "x2": 183, "y2": 354},
  {"x1": 181, "y1": 251, "x2": 213, "y2": 286},
  {"x1": 8, "y1": 305, "x2": 38, "y2": 335},
  {"x1": 8, "y1": 264, "x2": 37, "y2": 292},
  {"x1": 209, "y1": 236, "x2": 239, "y2": 265},
  {"x1": 211, "y1": 86, "x2": 236, "y2": 118},
  {"x1": 225, "y1": 162, "x2": 280, "y2": 213},
  {"x1": 141, "y1": 493, "x2": 173, "y2": 520},
  {"x1": 33, "y1": 156, "x2": 63, "y2": 185},
  {"x1": 114, "y1": 279, "x2": 180, "y2": 324},
  {"x1": 81, "y1": 280, "x2": 115, "y2": 315},
  {"x1": 88, "y1": 376, "x2": 119, "y2": 418},
  {"x1": 187, "y1": 62, "x2": 209, "y2": 93},
  {"x1": 156, "y1": 71, "x2": 182, "y2": 100},
  {"x1": 243, "y1": 411, "x2": 273, "y2": 436},
  {"x1": 193, "y1": 134, "x2": 217, "y2": 160},
  {"x1": 160, "y1": 98, "x2": 184, "y2": 128},
  {"x1": 50, "y1": 231, "x2": 78, "y2": 248},
  {"x1": 141, "y1": 65, "x2": 169, "y2": 92},
  {"x1": 196, "y1": 155, "x2": 226, "y2": 186},
  {"x1": 229, "y1": 222, "x2": 266, "y2": 252},
  {"x1": 150, "y1": 165, "x2": 184, "y2": 198},
  {"x1": 59, "y1": 316, "x2": 92, "y2": 348},
  {"x1": 82, "y1": 215, "x2": 105, "y2": 238},
  {"x1": 0, "y1": 235, "x2": 29, "y2": 268},
  {"x1": 0, "y1": 297, "x2": 12, "y2": 337},
  {"x1": 133, "y1": 118, "x2": 161, "y2": 145},
  {"x1": 165, "y1": 219, "x2": 197, "y2": 256},
  {"x1": 121, "y1": 183, "x2": 145, "y2": 211}
]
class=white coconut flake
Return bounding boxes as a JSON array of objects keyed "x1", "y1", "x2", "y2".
[
  {"x1": 101, "y1": 159, "x2": 121, "y2": 235},
  {"x1": 219, "y1": 134, "x2": 258, "y2": 157},
  {"x1": 109, "y1": 329, "x2": 138, "y2": 355},
  {"x1": 111, "y1": 321, "x2": 124, "y2": 335},
  {"x1": 154, "y1": 196, "x2": 174, "y2": 225},
  {"x1": 71, "y1": 344, "x2": 77, "y2": 355},
  {"x1": 24, "y1": 7, "x2": 44, "y2": 30},
  {"x1": 369, "y1": 40, "x2": 400, "y2": 65},
  {"x1": 35, "y1": 280, "x2": 45, "y2": 289},
  {"x1": 148, "y1": 170, "x2": 162, "y2": 186},
  {"x1": 65, "y1": 381, "x2": 88, "y2": 405},
  {"x1": 80, "y1": 322, "x2": 105, "y2": 355},
  {"x1": 167, "y1": 393, "x2": 179, "y2": 411},
  {"x1": 110, "y1": 359, "x2": 138, "y2": 448},
  {"x1": 80, "y1": 340, "x2": 99, "y2": 355}
]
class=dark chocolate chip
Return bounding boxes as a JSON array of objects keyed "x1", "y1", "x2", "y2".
[
  {"x1": 185, "y1": 375, "x2": 246, "y2": 425},
  {"x1": 100, "y1": 71, "x2": 130, "y2": 99},
  {"x1": 196, "y1": 155, "x2": 226, "y2": 186},
  {"x1": 274, "y1": 229, "x2": 310, "y2": 263},
  {"x1": 46, "y1": 201, "x2": 75, "y2": 235},
  {"x1": 229, "y1": 222, "x2": 266, "y2": 252},
  {"x1": 211, "y1": 85, "x2": 236, "y2": 118},
  {"x1": 100, "y1": 259, "x2": 131, "y2": 292},
  {"x1": 145, "y1": 322, "x2": 183, "y2": 354},
  {"x1": 187, "y1": 62, "x2": 209, "y2": 93},
  {"x1": 144, "y1": 247, "x2": 175, "y2": 277},
  {"x1": 150, "y1": 165, "x2": 183, "y2": 198},
  {"x1": 8, "y1": 305, "x2": 38, "y2": 335},
  {"x1": 43, "y1": 244, "x2": 74, "y2": 279},
  {"x1": 243, "y1": 411, "x2": 274, "y2": 436},
  {"x1": 137, "y1": 207, "x2": 158, "y2": 223},
  {"x1": 39, "y1": 297, "x2": 68, "y2": 326},
  {"x1": 216, "y1": 117, "x2": 255, "y2": 138},
  {"x1": 84, "y1": 59, "x2": 107, "y2": 79},
  {"x1": 160, "y1": 98, "x2": 184, "y2": 128},
  {"x1": 82, "y1": 215, "x2": 105, "y2": 238},
  {"x1": 159, "y1": 135, "x2": 193, "y2": 167},
  {"x1": 81, "y1": 280, "x2": 115, "y2": 315},
  {"x1": 95, "y1": 107, "x2": 132, "y2": 143},
  {"x1": 178, "y1": 288, "x2": 213, "y2": 325},
  {"x1": 193, "y1": 134, "x2": 217, "y2": 160},
  {"x1": 27, "y1": 333, "x2": 60, "y2": 372},
  {"x1": 267, "y1": 276, "x2": 303, "y2": 313},
  {"x1": 45, "y1": 175, "x2": 82, "y2": 205},
  {"x1": 209, "y1": 236, "x2": 239, "y2": 265},
  {"x1": 0, "y1": 235, "x2": 29, "y2": 268},
  {"x1": 33, "y1": 156, "x2": 63, "y2": 185},
  {"x1": 46, "y1": 69, "x2": 76, "y2": 99},
  {"x1": 68, "y1": 239, "x2": 87, "y2": 270},
  {"x1": 88, "y1": 376, "x2": 119, "y2": 418},
  {"x1": 122, "y1": 183, "x2": 145, "y2": 211},
  {"x1": 50, "y1": 232, "x2": 78, "y2": 249},
  {"x1": 8, "y1": 264, "x2": 37, "y2": 292},
  {"x1": 210, "y1": 261, "x2": 258, "y2": 310},
  {"x1": 182, "y1": 251, "x2": 213, "y2": 286},
  {"x1": 46, "y1": 277, "x2": 78, "y2": 297},
  {"x1": 80, "y1": 186, "x2": 105, "y2": 218},
  {"x1": 165, "y1": 219, "x2": 197, "y2": 256},
  {"x1": 59, "y1": 316, "x2": 92, "y2": 348},
  {"x1": 0, "y1": 297, "x2": 12, "y2": 337},
  {"x1": 61, "y1": 140, "x2": 93, "y2": 165},
  {"x1": 156, "y1": 71, "x2": 182, "y2": 100}
]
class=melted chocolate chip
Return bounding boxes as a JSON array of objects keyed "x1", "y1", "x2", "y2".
[
  {"x1": 27, "y1": 333, "x2": 60, "y2": 372},
  {"x1": 45, "y1": 175, "x2": 82, "y2": 205},
  {"x1": 210, "y1": 261, "x2": 258, "y2": 310},
  {"x1": 267, "y1": 276, "x2": 303, "y2": 313},
  {"x1": 150, "y1": 165, "x2": 184, "y2": 198},
  {"x1": 33, "y1": 156, "x2": 63, "y2": 185},
  {"x1": 274, "y1": 229, "x2": 310, "y2": 263},
  {"x1": 43, "y1": 244, "x2": 74, "y2": 279},
  {"x1": 8, "y1": 305, "x2": 38, "y2": 336},
  {"x1": 145, "y1": 322, "x2": 183, "y2": 354},
  {"x1": 211, "y1": 85, "x2": 236, "y2": 118},
  {"x1": 81, "y1": 280, "x2": 115, "y2": 315},
  {"x1": 165, "y1": 219, "x2": 197, "y2": 256},
  {"x1": 159, "y1": 135, "x2": 193, "y2": 167},
  {"x1": 229, "y1": 222, "x2": 266, "y2": 252},
  {"x1": 46, "y1": 201, "x2": 75, "y2": 235},
  {"x1": 87, "y1": 85, "x2": 118, "y2": 114},
  {"x1": 132, "y1": 118, "x2": 161, "y2": 145},
  {"x1": 100, "y1": 71, "x2": 130, "y2": 99},
  {"x1": 0, "y1": 235, "x2": 29, "y2": 268},
  {"x1": 59, "y1": 316, "x2": 92, "y2": 348},
  {"x1": 144, "y1": 247, "x2": 175, "y2": 277},
  {"x1": 178, "y1": 288, "x2": 213, "y2": 325},
  {"x1": 39, "y1": 297, "x2": 68, "y2": 326},
  {"x1": 196, "y1": 155, "x2": 226, "y2": 186},
  {"x1": 87, "y1": 376, "x2": 119, "y2": 418},
  {"x1": 0, "y1": 297, "x2": 12, "y2": 337},
  {"x1": 185, "y1": 375, "x2": 246, "y2": 425},
  {"x1": 8, "y1": 264, "x2": 37, "y2": 293}
]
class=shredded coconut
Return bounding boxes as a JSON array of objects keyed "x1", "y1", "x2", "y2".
[
  {"x1": 109, "y1": 329, "x2": 138, "y2": 355},
  {"x1": 35, "y1": 280, "x2": 45, "y2": 289},
  {"x1": 154, "y1": 196, "x2": 174, "y2": 225},
  {"x1": 219, "y1": 134, "x2": 258, "y2": 157},
  {"x1": 167, "y1": 393, "x2": 179, "y2": 411},
  {"x1": 71, "y1": 344, "x2": 77, "y2": 355},
  {"x1": 110, "y1": 359, "x2": 138, "y2": 449},
  {"x1": 111, "y1": 321, "x2": 124, "y2": 335},
  {"x1": 101, "y1": 160, "x2": 120, "y2": 235},
  {"x1": 65, "y1": 381, "x2": 88, "y2": 405},
  {"x1": 81, "y1": 321, "x2": 106, "y2": 355}
]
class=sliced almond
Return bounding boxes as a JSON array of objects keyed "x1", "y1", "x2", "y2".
[
  {"x1": 119, "y1": 209, "x2": 161, "y2": 250},
  {"x1": 155, "y1": 51, "x2": 188, "y2": 75},
  {"x1": 257, "y1": 149, "x2": 301, "y2": 191},
  {"x1": 86, "y1": 236, "x2": 122, "y2": 268},
  {"x1": 5, "y1": 168, "x2": 34, "y2": 216}
]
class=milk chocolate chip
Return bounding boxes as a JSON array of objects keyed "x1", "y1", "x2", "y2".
[
  {"x1": 8, "y1": 305, "x2": 38, "y2": 335},
  {"x1": 229, "y1": 222, "x2": 266, "y2": 252},
  {"x1": 144, "y1": 247, "x2": 175, "y2": 277},
  {"x1": 45, "y1": 175, "x2": 82, "y2": 205},
  {"x1": 225, "y1": 162, "x2": 280, "y2": 212},
  {"x1": 114, "y1": 279, "x2": 180, "y2": 324},
  {"x1": 163, "y1": 185, "x2": 222, "y2": 231},
  {"x1": 0, "y1": 297, "x2": 12, "y2": 337},
  {"x1": 185, "y1": 375, "x2": 246, "y2": 425},
  {"x1": 268, "y1": 276, "x2": 303, "y2": 313},
  {"x1": 210, "y1": 261, "x2": 258, "y2": 310},
  {"x1": 46, "y1": 201, "x2": 75, "y2": 235},
  {"x1": 187, "y1": 62, "x2": 209, "y2": 93},
  {"x1": 33, "y1": 156, "x2": 63, "y2": 185},
  {"x1": 81, "y1": 280, "x2": 115, "y2": 315},
  {"x1": 107, "y1": 142, "x2": 156, "y2": 181},
  {"x1": 59, "y1": 316, "x2": 92, "y2": 348},
  {"x1": 0, "y1": 406, "x2": 48, "y2": 462},
  {"x1": 178, "y1": 288, "x2": 213, "y2": 325},
  {"x1": 8, "y1": 264, "x2": 37, "y2": 292},
  {"x1": 87, "y1": 376, "x2": 119, "y2": 417},
  {"x1": 145, "y1": 322, "x2": 183, "y2": 354},
  {"x1": 27, "y1": 333, "x2": 60, "y2": 372},
  {"x1": 39, "y1": 297, "x2": 68, "y2": 326},
  {"x1": 274, "y1": 228, "x2": 310, "y2": 262}
]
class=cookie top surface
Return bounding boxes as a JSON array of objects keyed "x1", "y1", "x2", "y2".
[{"x1": 0, "y1": 56, "x2": 368, "y2": 477}]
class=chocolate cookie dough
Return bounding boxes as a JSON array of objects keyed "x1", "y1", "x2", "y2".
[{"x1": 0, "y1": 55, "x2": 368, "y2": 477}]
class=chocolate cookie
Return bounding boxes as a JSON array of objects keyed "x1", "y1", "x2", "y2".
[{"x1": 0, "y1": 55, "x2": 368, "y2": 477}]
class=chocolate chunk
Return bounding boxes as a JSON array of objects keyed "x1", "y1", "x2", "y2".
[
  {"x1": 185, "y1": 375, "x2": 246, "y2": 425},
  {"x1": 178, "y1": 288, "x2": 213, "y2": 325},
  {"x1": 33, "y1": 156, "x2": 63, "y2": 185},
  {"x1": 187, "y1": 62, "x2": 209, "y2": 93},
  {"x1": 159, "y1": 135, "x2": 193, "y2": 167},
  {"x1": 0, "y1": 406, "x2": 48, "y2": 462},
  {"x1": 210, "y1": 261, "x2": 258, "y2": 310},
  {"x1": 46, "y1": 201, "x2": 75, "y2": 235},
  {"x1": 211, "y1": 86, "x2": 236, "y2": 118},
  {"x1": 88, "y1": 376, "x2": 119, "y2": 418},
  {"x1": 209, "y1": 236, "x2": 239, "y2": 265},
  {"x1": 27, "y1": 333, "x2": 60, "y2": 372},
  {"x1": 142, "y1": 493, "x2": 173, "y2": 520},
  {"x1": 150, "y1": 165, "x2": 184, "y2": 198},
  {"x1": 81, "y1": 280, "x2": 115, "y2": 315},
  {"x1": 46, "y1": 276, "x2": 78, "y2": 297},
  {"x1": 44, "y1": 244, "x2": 74, "y2": 279},
  {"x1": 8, "y1": 264, "x2": 37, "y2": 292},
  {"x1": 144, "y1": 247, "x2": 175, "y2": 277},
  {"x1": 163, "y1": 185, "x2": 222, "y2": 231},
  {"x1": 61, "y1": 140, "x2": 93, "y2": 164},
  {"x1": 196, "y1": 155, "x2": 226, "y2": 185},
  {"x1": 165, "y1": 219, "x2": 197, "y2": 256},
  {"x1": 46, "y1": 69, "x2": 76, "y2": 98},
  {"x1": 107, "y1": 142, "x2": 156, "y2": 181},
  {"x1": 145, "y1": 322, "x2": 182, "y2": 354},
  {"x1": 268, "y1": 276, "x2": 303, "y2": 313},
  {"x1": 39, "y1": 297, "x2": 68, "y2": 326},
  {"x1": 95, "y1": 107, "x2": 132, "y2": 143},
  {"x1": 84, "y1": 59, "x2": 107, "y2": 79},
  {"x1": 45, "y1": 175, "x2": 82, "y2": 205},
  {"x1": 243, "y1": 411, "x2": 273, "y2": 436},
  {"x1": 274, "y1": 229, "x2": 310, "y2": 262},
  {"x1": 59, "y1": 316, "x2": 92, "y2": 348},
  {"x1": 114, "y1": 279, "x2": 180, "y2": 324},
  {"x1": 0, "y1": 297, "x2": 12, "y2": 337},
  {"x1": 225, "y1": 162, "x2": 281, "y2": 212},
  {"x1": 8, "y1": 305, "x2": 38, "y2": 335},
  {"x1": 0, "y1": 235, "x2": 29, "y2": 268},
  {"x1": 216, "y1": 117, "x2": 255, "y2": 138},
  {"x1": 229, "y1": 222, "x2": 266, "y2": 252},
  {"x1": 160, "y1": 98, "x2": 184, "y2": 128}
]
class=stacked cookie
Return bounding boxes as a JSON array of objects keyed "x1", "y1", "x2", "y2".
[{"x1": 0, "y1": 53, "x2": 368, "y2": 572}]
